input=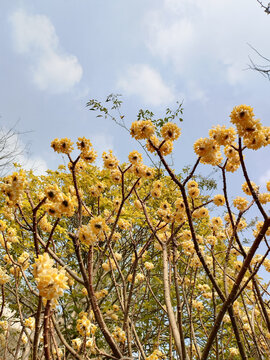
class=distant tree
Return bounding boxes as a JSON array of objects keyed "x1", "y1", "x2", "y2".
[
  {"x1": 0, "y1": 124, "x2": 24, "y2": 175},
  {"x1": 256, "y1": 0, "x2": 270, "y2": 14}
]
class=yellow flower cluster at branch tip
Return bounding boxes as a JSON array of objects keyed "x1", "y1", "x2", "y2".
[
  {"x1": 33, "y1": 253, "x2": 68, "y2": 300},
  {"x1": 95, "y1": 288, "x2": 108, "y2": 299},
  {"x1": 128, "y1": 150, "x2": 143, "y2": 164},
  {"x1": 161, "y1": 122, "x2": 181, "y2": 141},
  {"x1": 51, "y1": 138, "x2": 74, "y2": 154},
  {"x1": 102, "y1": 149, "x2": 119, "y2": 169},
  {"x1": 213, "y1": 194, "x2": 225, "y2": 206},
  {"x1": 130, "y1": 120, "x2": 155, "y2": 140},
  {"x1": 209, "y1": 125, "x2": 236, "y2": 146},
  {"x1": 193, "y1": 137, "x2": 222, "y2": 166},
  {"x1": 230, "y1": 105, "x2": 270, "y2": 149},
  {"x1": 0, "y1": 266, "x2": 10, "y2": 285},
  {"x1": 112, "y1": 326, "x2": 126, "y2": 343},
  {"x1": 187, "y1": 180, "x2": 200, "y2": 199}
]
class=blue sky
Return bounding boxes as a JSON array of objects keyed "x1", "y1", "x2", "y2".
[{"x1": 0, "y1": 0, "x2": 270, "y2": 193}]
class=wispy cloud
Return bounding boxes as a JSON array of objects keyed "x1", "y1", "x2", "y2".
[
  {"x1": 144, "y1": 0, "x2": 269, "y2": 86},
  {"x1": 9, "y1": 9, "x2": 82, "y2": 94},
  {"x1": 259, "y1": 169, "x2": 270, "y2": 188},
  {"x1": 117, "y1": 64, "x2": 176, "y2": 106}
]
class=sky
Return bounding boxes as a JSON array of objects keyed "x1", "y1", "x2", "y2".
[{"x1": 0, "y1": 0, "x2": 270, "y2": 192}]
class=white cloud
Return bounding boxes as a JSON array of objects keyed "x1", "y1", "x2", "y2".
[
  {"x1": 9, "y1": 9, "x2": 82, "y2": 93},
  {"x1": 259, "y1": 169, "x2": 270, "y2": 187},
  {"x1": 117, "y1": 64, "x2": 176, "y2": 106},
  {"x1": 144, "y1": 0, "x2": 270, "y2": 86},
  {"x1": 187, "y1": 80, "x2": 208, "y2": 103}
]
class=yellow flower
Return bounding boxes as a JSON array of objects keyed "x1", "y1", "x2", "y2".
[
  {"x1": 144, "y1": 262, "x2": 154, "y2": 270},
  {"x1": 33, "y1": 253, "x2": 68, "y2": 300},
  {"x1": 233, "y1": 196, "x2": 248, "y2": 211},
  {"x1": 159, "y1": 140, "x2": 173, "y2": 156},
  {"x1": 0, "y1": 266, "x2": 10, "y2": 285},
  {"x1": 242, "y1": 181, "x2": 258, "y2": 195},
  {"x1": 81, "y1": 148, "x2": 97, "y2": 163},
  {"x1": 130, "y1": 120, "x2": 155, "y2": 140},
  {"x1": 209, "y1": 125, "x2": 236, "y2": 146},
  {"x1": 146, "y1": 135, "x2": 160, "y2": 153},
  {"x1": 102, "y1": 150, "x2": 119, "y2": 169},
  {"x1": 24, "y1": 317, "x2": 35, "y2": 330},
  {"x1": 160, "y1": 122, "x2": 181, "y2": 141},
  {"x1": 51, "y1": 138, "x2": 74, "y2": 154},
  {"x1": 76, "y1": 137, "x2": 92, "y2": 153},
  {"x1": 243, "y1": 129, "x2": 265, "y2": 150},
  {"x1": 90, "y1": 216, "x2": 108, "y2": 236},
  {"x1": 188, "y1": 187, "x2": 200, "y2": 199},
  {"x1": 213, "y1": 194, "x2": 225, "y2": 206},
  {"x1": 230, "y1": 105, "x2": 255, "y2": 130},
  {"x1": 128, "y1": 150, "x2": 143, "y2": 164},
  {"x1": 0, "y1": 220, "x2": 7, "y2": 231},
  {"x1": 78, "y1": 225, "x2": 97, "y2": 246}
]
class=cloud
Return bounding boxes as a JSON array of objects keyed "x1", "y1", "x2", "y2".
[
  {"x1": 259, "y1": 169, "x2": 270, "y2": 187},
  {"x1": 117, "y1": 64, "x2": 176, "y2": 106},
  {"x1": 187, "y1": 80, "x2": 208, "y2": 103},
  {"x1": 9, "y1": 9, "x2": 82, "y2": 93},
  {"x1": 144, "y1": 0, "x2": 270, "y2": 86}
]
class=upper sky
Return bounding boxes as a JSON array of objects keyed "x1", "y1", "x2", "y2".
[{"x1": 0, "y1": 0, "x2": 270, "y2": 193}]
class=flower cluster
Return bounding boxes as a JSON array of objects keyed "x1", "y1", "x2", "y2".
[
  {"x1": 0, "y1": 170, "x2": 26, "y2": 208},
  {"x1": 33, "y1": 253, "x2": 68, "y2": 300},
  {"x1": 39, "y1": 215, "x2": 53, "y2": 232},
  {"x1": 130, "y1": 120, "x2": 155, "y2": 140},
  {"x1": 130, "y1": 120, "x2": 181, "y2": 157},
  {"x1": 187, "y1": 180, "x2": 200, "y2": 199},
  {"x1": 51, "y1": 138, "x2": 74, "y2": 154},
  {"x1": 233, "y1": 196, "x2": 249, "y2": 211},
  {"x1": 209, "y1": 125, "x2": 236, "y2": 146},
  {"x1": 0, "y1": 266, "x2": 10, "y2": 285},
  {"x1": 102, "y1": 150, "x2": 119, "y2": 169},
  {"x1": 230, "y1": 105, "x2": 270, "y2": 150},
  {"x1": 112, "y1": 326, "x2": 126, "y2": 343},
  {"x1": 78, "y1": 224, "x2": 97, "y2": 246},
  {"x1": 76, "y1": 314, "x2": 97, "y2": 337},
  {"x1": 146, "y1": 349, "x2": 164, "y2": 360},
  {"x1": 193, "y1": 137, "x2": 222, "y2": 166},
  {"x1": 77, "y1": 137, "x2": 97, "y2": 163},
  {"x1": 45, "y1": 184, "x2": 75, "y2": 218}
]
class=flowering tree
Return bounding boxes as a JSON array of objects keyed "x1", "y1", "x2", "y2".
[{"x1": 0, "y1": 102, "x2": 270, "y2": 360}]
